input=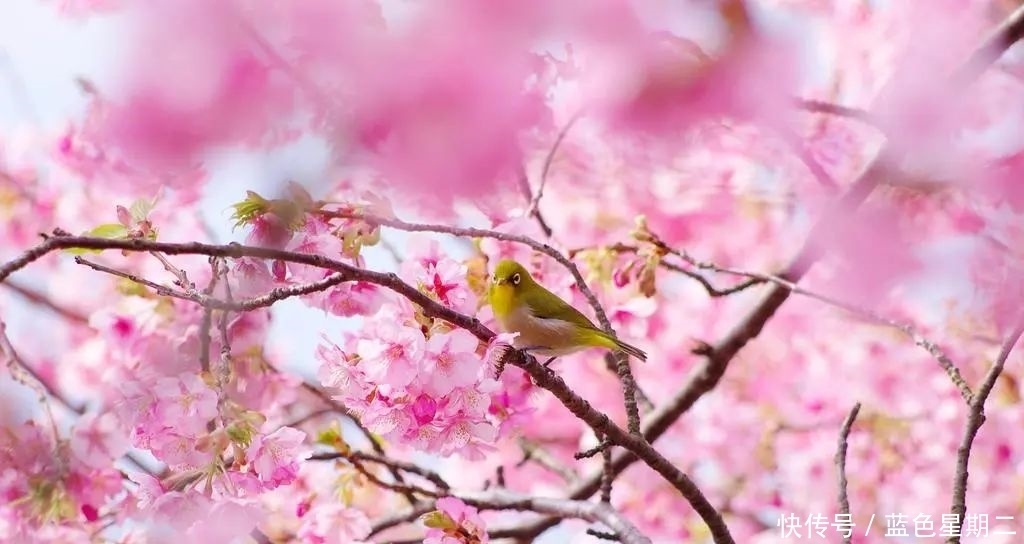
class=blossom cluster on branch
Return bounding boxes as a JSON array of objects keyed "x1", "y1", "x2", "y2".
[{"x1": 3, "y1": 1, "x2": 1024, "y2": 543}]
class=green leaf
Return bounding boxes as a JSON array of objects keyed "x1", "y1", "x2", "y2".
[
  {"x1": 128, "y1": 197, "x2": 156, "y2": 222},
  {"x1": 89, "y1": 223, "x2": 130, "y2": 238},
  {"x1": 315, "y1": 422, "x2": 350, "y2": 454},
  {"x1": 64, "y1": 223, "x2": 130, "y2": 254},
  {"x1": 230, "y1": 191, "x2": 270, "y2": 229},
  {"x1": 422, "y1": 511, "x2": 457, "y2": 530}
]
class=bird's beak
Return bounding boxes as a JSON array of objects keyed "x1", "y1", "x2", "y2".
[{"x1": 492, "y1": 277, "x2": 505, "y2": 286}]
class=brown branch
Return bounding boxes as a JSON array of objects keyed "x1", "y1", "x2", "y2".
[
  {"x1": 947, "y1": 320, "x2": 1024, "y2": 543},
  {"x1": 599, "y1": 432, "x2": 614, "y2": 504},
  {"x1": 0, "y1": 235, "x2": 733, "y2": 543},
  {"x1": 382, "y1": 490, "x2": 653, "y2": 544},
  {"x1": 835, "y1": 402, "x2": 861, "y2": 544},
  {"x1": 517, "y1": 165, "x2": 554, "y2": 237},
  {"x1": 74, "y1": 256, "x2": 350, "y2": 312},
  {"x1": 570, "y1": 242, "x2": 765, "y2": 298},
  {"x1": 516, "y1": 438, "x2": 581, "y2": 485},
  {"x1": 493, "y1": 7, "x2": 1024, "y2": 533},
  {"x1": 775, "y1": 124, "x2": 840, "y2": 190},
  {"x1": 1, "y1": 281, "x2": 90, "y2": 324},
  {"x1": 706, "y1": 270, "x2": 974, "y2": 404},
  {"x1": 949, "y1": 2, "x2": 1024, "y2": 85},
  {"x1": 309, "y1": 450, "x2": 451, "y2": 492},
  {"x1": 792, "y1": 98, "x2": 875, "y2": 124},
  {"x1": 532, "y1": 112, "x2": 581, "y2": 216},
  {"x1": 369, "y1": 502, "x2": 435, "y2": 537},
  {"x1": 319, "y1": 210, "x2": 646, "y2": 435}
]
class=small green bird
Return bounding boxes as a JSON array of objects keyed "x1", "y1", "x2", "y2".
[{"x1": 487, "y1": 259, "x2": 647, "y2": 365}]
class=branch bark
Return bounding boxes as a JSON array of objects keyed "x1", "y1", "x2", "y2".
[
  {"x1": 835, "y1": 402, "x2": 861, "y2": 544},
  {"x1": 383, "y1": 490, "x2": 654, "y2": 544},
  {"x1": 947, "y1": 320, "x2": 1024, "y2": 543}
]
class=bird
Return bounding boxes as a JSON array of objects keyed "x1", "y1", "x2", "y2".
[{"x1": 487, "y1": 258, "x2": 647, "y2": 366}]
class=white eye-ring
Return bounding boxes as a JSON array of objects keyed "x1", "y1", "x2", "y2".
[{"x1": 511, "y1": 273, "x2": 521, "y2": 285}]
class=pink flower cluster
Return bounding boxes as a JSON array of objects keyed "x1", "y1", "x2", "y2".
[
  {"x1": 317, "y1": 312, "x2": 522, "y2": 460},
  {"x1": 0, "y1": 416, "x2": 124, "y2": 539}
]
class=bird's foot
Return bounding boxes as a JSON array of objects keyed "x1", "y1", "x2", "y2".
[{"x1": 542, "y1": 357, "x2": 558, "y2": 369}]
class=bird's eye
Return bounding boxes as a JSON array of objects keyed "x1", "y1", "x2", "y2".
[{"x1": 511, "y1": 273, "x2": 521, "y2": 285}]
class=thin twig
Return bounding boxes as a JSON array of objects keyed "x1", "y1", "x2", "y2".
[
  {"x1": 835, "y1": 402, "x2": 861, "y2": 544},
  {"x1": 775, "y1": 124, "x2": 840, "y2": 190},
  {"x1": 707, "y1": 269, "x2": 974, "y2": 404},
  {"x1": 309, "y1": 450, "x2": 451, "y2": 492},
  {"x1": 369, "y1": 502, "x2": 435, "y2": 537},
  {"x1": 0, "y1": 319, "x2": 61, "y2": 437},
  {"x1": 1, "y1": 281, "x2": 90, "y2": 324},
  {"x1": 599, "y1": 432, "x2": 614, "y2": 504},
  {"x1": 569, "y1": 242, "x2": 765, "y2": 298},
  {"x1": 531, "y1": 113, "x2": 582, "y2": 216},
  {"x1": 75, "y1": 255, "x2": 349, "y2": 312},
  {"x1": 517, "y1": 165, "x2": 554, "y2": 237},
  {"x1": 149, "y1": 251, "x2": 194, "y2": 291},
  {"x1": 0, "y1": 318, "x2": 156, "y2": 475},
  {"x1": 625, "y1": 226, "x2": 974, "y2": 404},
  {"x1": 517, "y1": 438, "x2": 580, "y2": 485},
  {"x1": 383, "y1": 490, "x2": 653, "y2": 544},
  {"x1": 792, "y1": 98, "x2": 875, "y2": 124},
  {"x1": 947, "y1": 320, "x2": 1024, "y2": 543}
]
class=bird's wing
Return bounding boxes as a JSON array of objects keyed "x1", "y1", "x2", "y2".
[{"x1": 522, "y1": 284, "x2": 601, "y2": 331}]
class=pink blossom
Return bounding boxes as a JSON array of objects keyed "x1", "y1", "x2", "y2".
[
  {"x1": 317, "y1": 282, "x2": 385, "y2": 318},
  {"x1": 411, "y1": 394, "x2": 438, "y2": 426},
  {"x1": 341, "y1": 1, "x2": 548, "y2": 205},
  {"x1": 424, "y1": 330, "x2": 483, "y2": 396},
  {"x1": 185, "y1": 499, "x2": 263, "y2": 544},
  {"x1": 247, "y1": 427, "x2": 308, "y2": 490},
  {"x1": 286, "y1": 217, "x2": 344, "y2": 282},
  {"x1": 296, "y1": 503, "x2": 372, "y2": 544},
  {"x1": 126, "y1": 471, "x2": 166, "y2": 510},
  {"x1": 149, "y1": 432, "x2": 213, "y2": 470},
  {"x1": 316, "y1": 342, "x2": 368, "y2": 398},
  {"x1": 355, "y1": 322, "x2": 425, "y2": 388},
  {"x1": 438, "y1": 421, "x2": 498, "y2": 460},
  {"x1": 154, "y1": 373, "x2": 219, "y2": 426},
  {"x1": 70, "y1": 412, "x2": 129, "y2": 469},
  {"x1": 103, "y1": 0, "x2": 295, "y2": 170}
]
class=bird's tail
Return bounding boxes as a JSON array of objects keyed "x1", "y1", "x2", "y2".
[
  {"x1": 613, "y1": 338, "x2": 648, "y2": 362},
  {"x1": 588, "y1": 329, "x2": 648, "y2": 362}
]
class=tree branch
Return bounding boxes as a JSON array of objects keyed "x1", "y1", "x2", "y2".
[
  {"x1": 516, "y1": 165, "x2": 554, "y2": 237},
  {"x1": 703, "y1": 269, "x2": 974, "y2": 404},
  {"x1": 491, "y1": 6, "x2": 1024, "y2": 533},
  {"x1": 0, "y1": 234, "x2": 733, "y2": 542},
  {"x1": 792, "y1": 98, "x2": 875, "y2": 125},
  {"x1": 835, "y1": 402, "x2": 861, "y2": 544},
  {"x1": 319, "y1": 210, "x2": 647, "y2": 435},
  {"x1": 517, "y1": 438, "x2": 581, "y2": 485},
  {"x1": 0, "y1": 281, "x2": 90, "y2": 324},
  {"x1": 947, "y1": 320, "x2": 1024, "y2": 543},
  {"x1": 383, "y1": 490, "x2": 653, "y2": 544},
  {"x1": 532, "y1": 112, "x2": 581, "y2": 217},
  {"x1": 309, "y1": 450, "x2": 451, "y2": 493},
  {"x1": 74, "y1": 256, "x2": 351, "y2": 312}
]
